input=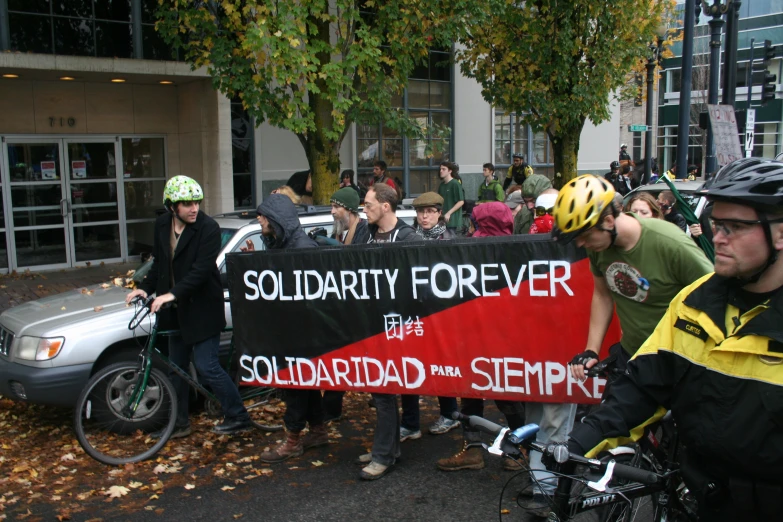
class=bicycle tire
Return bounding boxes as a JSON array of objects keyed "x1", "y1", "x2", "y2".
[
  {"x1": 74, "y1": 362, "x2": 177, "y2": 466},
  {"x1": 232, "y1": 369, "x2": 284, "y2": 432}
]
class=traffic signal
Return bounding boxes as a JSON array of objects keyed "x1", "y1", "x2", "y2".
[
  {"x1": 764, "y1": 39, "x2": 776, "y2": 65},
  {"x1": 761, "y1": 70, "x2": 777, "y2": 105}
]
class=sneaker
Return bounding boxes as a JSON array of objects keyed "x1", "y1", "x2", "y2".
[
  {"x1": 359, "y1": 460, "x2": 393, "y2": 480},
  {"x1": 400, "y1": 426, "x2": 422, "y2": 442},
  {"x1": 357, "y1": 453, "x2": 373, "y2": 464},
  {"x1": 520, "y1": 493, "x2": 552, "y2": 518},
  {"x1": 150, "y1": 424, "x2": 191, "y2": 440},
  {"x1": 213, "y1": 418, "x2": 254, "y2": 435},
  {"x1": 429, "y1": 415, "x2": 460, "y2": 435}
]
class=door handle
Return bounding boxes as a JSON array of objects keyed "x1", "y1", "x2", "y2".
[{"x1": 60, "y1": 199, "x2": 70, "y2": 217}]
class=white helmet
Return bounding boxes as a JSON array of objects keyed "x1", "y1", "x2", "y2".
[{"x1": 620, "y1": 143, "x2": 628, "y2": 149}]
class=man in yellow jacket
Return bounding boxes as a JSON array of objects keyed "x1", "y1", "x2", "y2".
[{"x1": 569, "y1": 158, "x2": 783, "y2": 522}]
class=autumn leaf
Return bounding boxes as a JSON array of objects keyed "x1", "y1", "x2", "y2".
[
  {"x1": 184, "y1": 484, "x2": 195, "y2": 490},
  {"x1": 311, "y1": 461, "x2": 324, "y2": 467},
  {"x1": 103, "y1": 485, "x2": 129, "y2": 498},
  {"x1": 128, "y1": 481, "x2": 143, "y2": 489},
  {"x1": 221, "y1": 486, "x2": 235, "y2": 491},
  {"x1": 153, "y1": 464, "x2": 167, "y2": 474},
  {"x1": 60, "y1": 453, "x2": 75, "y2": 462}
]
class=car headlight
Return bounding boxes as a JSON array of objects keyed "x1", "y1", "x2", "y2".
[{"x1": 15, "y1": 336, "x2": 65, "y2": 361}]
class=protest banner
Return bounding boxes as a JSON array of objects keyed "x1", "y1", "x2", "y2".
[{"x1": 226, "y1": 236, "x2": 621, "y2": 403}]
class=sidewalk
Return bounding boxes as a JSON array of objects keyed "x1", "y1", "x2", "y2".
[{"x1": 0, "y1": 261, "x2": 140, "y2": 314}]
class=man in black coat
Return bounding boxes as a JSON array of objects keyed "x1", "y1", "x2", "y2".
[
  {"x1": 256, "y1": 194, "x2": 330, "y2": 463},
  {"x1": 127, "y1": 176, "x2": 252, "y2": 438}
]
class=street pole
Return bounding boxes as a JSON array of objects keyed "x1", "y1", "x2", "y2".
[
  {"x1": 705, "y1": 2, "x2": 726, "y2": 177},
  {"x1": 747, "y1": 39, "x2": 755, "y2": 105},
  {"x1": 722, "y1": 0, "x2": 741, "y2": 106},
  {"x1": 676, "y1": 0, "x2": 697, "y2": 179},
  {"x1": 644, "y1": 43, "x2": 660, "y2": 185}
]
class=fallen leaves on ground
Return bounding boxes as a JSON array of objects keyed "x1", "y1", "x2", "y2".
[{"x1": 103, "y1": 486, "x2": 129, "y2": 499}]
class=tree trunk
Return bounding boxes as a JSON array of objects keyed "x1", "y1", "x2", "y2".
[
  {"x1": 550, "y1": 119, "x2": 585, "y2": 190},
  {"x1": 306, "y1": 134, "x2": 341, "y2": 205}
]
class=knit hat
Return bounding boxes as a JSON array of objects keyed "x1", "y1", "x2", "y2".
[
  {"x1": 330, "y1": 187, "x2": 360, "y2": 213},
  {"x1": 505, "y1": 191, "x2": 524, "y2": 209},
  {"x1": 412, "y1": 192, "x2": 444, "y2": 209}
]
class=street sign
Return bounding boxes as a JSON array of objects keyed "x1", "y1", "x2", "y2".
[
  {"x1": 745, "y1": 108, "x2": 756, "y2": 158},
  {"x1": 628, "y1": 124, "x2": 650, "y2": 132}
]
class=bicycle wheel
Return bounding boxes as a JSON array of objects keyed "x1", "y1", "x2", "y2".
[
  {"x1": 242, "y1": 387, "x2": 284, "y2": 432},
  {"x1": 74, "y1": 362, "x2": 177, "y2": 465}
]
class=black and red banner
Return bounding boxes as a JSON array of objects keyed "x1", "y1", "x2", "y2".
[{"x1": 226, "y1": 235, "x2": 620, "y2": 403}]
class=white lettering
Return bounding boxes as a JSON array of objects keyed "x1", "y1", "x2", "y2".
[
  {"x1": 296, "y1": 358, "x2": 317, "y2": 386},
  {"x1": 529, "y1": 261, "x2": 549, "y2": 296},
  {"x1": 431, "y1": 263, "x2": 458, "y2": 299},
  {"x1": 504, "y1": 357, "x2": 525, "y2": 393},
  {"x1": 471, "y1": 357, "x2": 492, "y2": 391},
  {"x1": 258, "y1": 270, "x2": 279, "y2": 300},
  {"x1": 340, "y1": 271, "x2": 360, "y2": 300},
  {"x1": 458, "y1": 264, "x2": 480, "y2": 298},
  {"x1": 384, "y1": 269, "x2": 399, "y2": 300},
  {"x1": 501, "y1": 264, "x2": 527, "y2": 296},
  {"x1": 277, "y1": 272, "x2": 292, "y2": 301},
  {"x1": 243, "y1": 270, "x2": 259, "y2": 300},
  {"x1": 545, "y1": 362, "x2": 566, "y2": 395},
  {"x1": 322, "y1": 271, "x2": 341, "y2": 300},
  {"x1": 402, "y1": 357, "x2": 425, "y2": 388},
  {"x1": 412, "y1": 267, "x2": 429, "y2": 299},
  {"x1": 304, "y1": 270, "x2": 323, "y2": 299},
  {"x1": 550, "y1": 261, "x2": 574, "y2": 296},
  {"x1": 480, "y1": 264, "x2": 500, "y2": 296}
]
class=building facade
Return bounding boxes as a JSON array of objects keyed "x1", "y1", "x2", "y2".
[
  {"x1": 621, "y1": 0, "x2": 783, "y2": 175},
  {"x1": 0, "y1": 1, "x2": 618, "y2": 273}
]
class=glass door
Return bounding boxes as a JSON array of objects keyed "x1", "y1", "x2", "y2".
[
  {"x1": 3, "y1": 140, "x2": 71, "y2": 270},
  {"x1": 63, "y1": 139, "x2": 124, "y2": 264}
]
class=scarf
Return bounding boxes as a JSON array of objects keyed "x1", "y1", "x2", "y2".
[{"x1": 416, "y1": 222, "x2": 447, "y2": 240}]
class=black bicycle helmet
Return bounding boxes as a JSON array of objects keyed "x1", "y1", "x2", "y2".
[
  {"x1": 705, "y1": 157, "x2": 783, "y2": 212},
  {"x1": 610, "y1": 161, "x2": 620, "y2": 170},
  {"x1": 706, "y1": 157, "x2": 783, "y2": 283}
]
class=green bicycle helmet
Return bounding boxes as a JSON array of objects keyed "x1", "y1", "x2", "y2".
[{"x1": 163, "y1": 176, "x2": 204, "y2": 208}]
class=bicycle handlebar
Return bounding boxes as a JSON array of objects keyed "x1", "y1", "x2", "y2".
[{"x1": 452, "y1": 412, "x2": 660, "y2": 486}]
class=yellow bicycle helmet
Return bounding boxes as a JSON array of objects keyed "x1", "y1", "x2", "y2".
[{"x1": 552, "y1": 174, "x2": 616, "y2": 244}]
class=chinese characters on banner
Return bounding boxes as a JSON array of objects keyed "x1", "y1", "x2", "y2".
[{"x1": 707, "y1": 104, "x2": 743, "y2": 167}]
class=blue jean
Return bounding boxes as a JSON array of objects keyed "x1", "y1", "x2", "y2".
[
  {"x1": 371, "y1": 393, "x2": 401, "y2": 466},
  {"x1": 525, "y1": 403, "x2": 577, "y2": 495},
  {"x1": 401, "y1": 395, "x2": 459, "y2": 430},
  {"x1": 168, "y1": 334, "x2": 249, "y2": 427}
]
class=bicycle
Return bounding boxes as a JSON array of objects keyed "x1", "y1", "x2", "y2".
[
  {"x1": 455, "y1": 411, "x2": 694, "y2": 522},
  {"x1": 73, "y1": 296, "x2": 283, "y2": 466}
]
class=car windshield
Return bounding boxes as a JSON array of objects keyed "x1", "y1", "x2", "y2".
[{"x1": 132, "y1": 227, "x2": 240, "y2": 283}]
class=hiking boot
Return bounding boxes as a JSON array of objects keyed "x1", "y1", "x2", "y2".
[
  {"x1": 359, "y1": 460, "x2": 393, "y2": 480},
  {"x1": 150, "y1": 424, "x2": 191, "y2": 440},
  {"x1": 429, "y1": 415, "x2": 460, "y2": 435},
  {"x1": 436, "y1": 442, "x2": 485, "y2": 471},
  {"x1": 503, "y1": 457, "x2": 524, "y2": 471},
  {"x1": 301, "y1": 424, "x2": 329, "y2": 450},
  {"x1": 400, "y1": 426, "x2": 422, "y2": 442},
  {"x1": 259, "y1": 431, "x2": 303, "y2": 463}
]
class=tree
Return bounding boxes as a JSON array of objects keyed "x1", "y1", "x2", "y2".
[
  {"x1": 156, "y1": 0, "x2": 482, "y2": 203},
  {"x1": 456, "y1": 0, "x2": 671, "y2": 187}
]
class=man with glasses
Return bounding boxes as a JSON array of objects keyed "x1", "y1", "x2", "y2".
[
  {"x1": 551, "y1": 174, "x2": 712, "y2": 383},
  {"x1": 568, "y1": 158, "x2": 783, "y2": 521}
]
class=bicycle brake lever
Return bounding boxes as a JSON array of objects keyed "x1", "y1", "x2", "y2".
[
  {"x1": 488, "y1": 427, "x2": 510, "y2": 456},
  {"x1": 588, "y1": 460, "x2": 616, "y2": 492}
]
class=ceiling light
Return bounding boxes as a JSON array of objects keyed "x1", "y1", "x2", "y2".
[
  {"x1": 60, "y1": 76, "x2": 75, "y2": 81},
  {"x1": 159, "y1": 80, "x2": 174, "y2": 85},
  {"x1": 2, "y1": 74, "x2": 19, "y2": 79},
  {"x1": 111, "y1": 78, "x2": 126, "y2": 83}
]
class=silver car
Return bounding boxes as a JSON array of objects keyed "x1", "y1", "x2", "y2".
[{"x1": 0, "y1": 206, "x2": 416, "y2": 407}]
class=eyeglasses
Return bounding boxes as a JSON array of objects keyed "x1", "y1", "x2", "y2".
[
  {"x1": 709, "y1": 217, "x2": 767, "y2": 237},
  {"x1": 535, "y1": 206, "x2": 554, "y2": 217},
  {"x1": 415, "y1": 208, "x2": 440, "y2": 215}
]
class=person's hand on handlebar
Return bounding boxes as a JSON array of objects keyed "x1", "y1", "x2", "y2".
[
  {"x1": 125, "y1": 288, "x2": 148, "y2": 304},
  {"x1": 149, "y1": 292, "x2": 176, "y2": 314},
  {"x1": 569, "y1": 350, "x2": 599, "y2": 382}
]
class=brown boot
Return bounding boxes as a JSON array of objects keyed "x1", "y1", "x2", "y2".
[
  {"x1": 259, "y1": 431, "x2": 303, "y2": 463},
  {"x1": 300, "y1": 424, "x2": 329, "y2": 450},
  {"x1": 436, "y1": 442, "x2": 485, "y2": 471}
]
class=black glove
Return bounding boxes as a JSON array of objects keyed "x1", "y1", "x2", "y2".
[{"x1": 569, "y1": 350, "x2": 599, "y2": 367}]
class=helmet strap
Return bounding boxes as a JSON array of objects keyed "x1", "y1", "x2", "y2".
[{"x1": 737, "y1": 216, "x2": 779, "y2": 285}]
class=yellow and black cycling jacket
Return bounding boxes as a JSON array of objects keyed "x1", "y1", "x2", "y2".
[{"x1": 570, "y1": 273, "x2": 783, "y2": 482}]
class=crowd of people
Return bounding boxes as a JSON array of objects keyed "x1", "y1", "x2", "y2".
[{"x1": 137, "y1": 146, "x2": 783, "y2": 520}]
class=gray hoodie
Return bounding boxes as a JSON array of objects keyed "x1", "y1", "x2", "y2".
[{"x1": 256, "y1": 194, "x2": 318, "y2": 250}]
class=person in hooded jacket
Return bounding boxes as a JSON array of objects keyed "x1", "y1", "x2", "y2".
[
  {"x1": 437, "y1": 201, "x2": 526, "y2": 473},
  {"x1": 513, "y1": 174, "x2": 552, "y2": 235},
  {"x1": 255, "y1": 194, "x2": 329, "y2": 463}
]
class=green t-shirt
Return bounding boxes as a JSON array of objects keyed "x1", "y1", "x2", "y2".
[
  {"x1": 438, "y1": 178, "x2": 465, "y2": 229},
  {"x1": 589, "y1": 214, "x2": 714, "y2": 355}
]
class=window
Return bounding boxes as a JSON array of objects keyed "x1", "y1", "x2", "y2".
[
  {"x1": 656, "y1": 125, "x2": 704, "y2": 174},
  {"x1": 494, "y1": 111, "x2": 554, "y2": 178},
  {"x1": 632, "y1": 132, "x2": 643, "y2": 163},
  {"x1": 746, "y1": 121, "x2": 780, "y2": 158},
  {"x1": 356, "y1": 49, "x2": 453, "y2": 196},
  {"x1": 7, "y1": 0, "x2": 178, "y2": 60},
  {"x1": 231, "y1": 99, "x2": 255, "y2": 210},
  {"x1": 122, "y1": 137, "x2": 166, "y2": 256}
]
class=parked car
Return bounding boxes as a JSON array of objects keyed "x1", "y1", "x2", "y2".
[
  {"x1": 623, "y1": 180, "x2": 707, "y2": 236},
  {"x1": 0, "y1": 205, "x2": 416, "y2": 407}
]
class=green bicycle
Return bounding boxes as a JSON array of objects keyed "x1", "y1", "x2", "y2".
[{"x1": 73, "y1": 296, "x2": 282, "y2": 466}]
